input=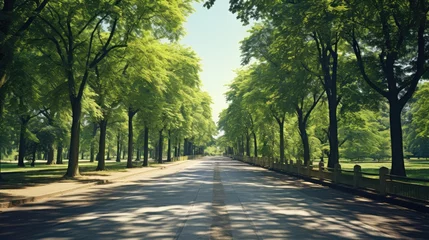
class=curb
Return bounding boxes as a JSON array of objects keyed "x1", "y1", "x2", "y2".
[
  {"x1": 239, "y1": 160, "x2": 429, "y2": 214},
  {"x1": 0, "y1": 160, "x2": 191, "y2": 209}
]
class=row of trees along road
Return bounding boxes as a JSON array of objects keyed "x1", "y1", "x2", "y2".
[
  {"x1": 208, "y1": 0, "x2": 429, "y2": 176},
  {"x1": 0, "y1": 1, "x2": 217, "y2": 179}
]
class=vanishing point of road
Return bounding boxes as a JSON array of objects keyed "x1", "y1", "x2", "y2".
[{"x1": 1, "y1": 157, "x2": 428, "y2": 239}]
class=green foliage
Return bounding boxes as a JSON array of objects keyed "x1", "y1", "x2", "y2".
[
  {"x1": 1, "y1": 0, "x2": 217, "y2": 176},
  {"x1": 212, "y1": 0, "x2": 429, "y2": 176},
  {"x1": 339, "y1": 109, "x2": 391, "y2": 161},
  {"x1": 410, "y1": 83, "x2": 429, "y2": 138}
]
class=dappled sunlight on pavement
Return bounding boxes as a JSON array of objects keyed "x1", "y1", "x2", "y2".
[{"x1": 0, "y1": 157, "x2": 428, "y2": 239}]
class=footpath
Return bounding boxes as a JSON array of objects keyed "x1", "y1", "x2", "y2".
[{"x1": 0, "y1": 160, "x2": 191, "y2": 209}]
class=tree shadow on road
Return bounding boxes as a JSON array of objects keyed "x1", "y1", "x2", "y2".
[{"x1": 0, "y1": 159, "x2": 428, "y2": 239}]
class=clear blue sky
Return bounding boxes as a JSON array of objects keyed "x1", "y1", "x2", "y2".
[{"x1": 180, "y1": 0, "x2": 250, "y2": 124}]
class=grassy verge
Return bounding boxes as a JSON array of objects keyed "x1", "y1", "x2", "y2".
[
  {"x1": 0, "y1": 160, "x2": 145, "y2": 188},
  {"x1": 339, "y1": 160, "x2": 429, "y2": 180}
]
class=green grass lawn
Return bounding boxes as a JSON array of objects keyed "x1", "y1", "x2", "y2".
[
  {"x1": 339, "y1": 160, "x2": 429, "y2": 180},
  {"x1": 0, "y1": 160, "x2": 150, "y2": 188},
  {"x1": 0, "y1": 158, "x2": 165, "y2": 173}
]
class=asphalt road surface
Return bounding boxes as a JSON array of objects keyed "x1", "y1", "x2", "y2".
[{"x1": 1, "y1": 157, "x2": 428, "y2": 239}]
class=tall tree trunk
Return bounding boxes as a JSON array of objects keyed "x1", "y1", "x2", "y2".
[
  {"x1": 246, "y1": 133, "x2": 250, "y2": 157},
  {"x1": 167, "y1": 130, "x2": 171, "y2": 162},
  {"x1": 143, "y1": 126, "x2": 149, "y2": 167},
  {"x1": 116, "y1": 130, "x2": 121, "y2": 162},
  {"x1": 18, "y1": 118, "x2": 29, "y2": 167},
  {"x1": 278, "y1": 120, "x2": 285, "y2": 163},
  {"x1": 89, "y1": 143, "x2": 95, "y2": 162},
  {"x1": 298, "y1": 120, "x2": 310, "y2": 165},
  {"x1": 158, "y1": 129, "x2": 163, "y2": 164},
  {"x1": 327, "y1": 97, "x2": 339, "y2": 169},
  {"x1": 127, "y1": 109, "x2": 137, "y2": 168},
  {"x1": 107, "y1": 144, "x2": 110, "y2": 160},
  {"x1": 90, "y1": 123, "x2": 97, "y2": 162},
  {"x1": 178, "y1": 139, "x2": 181, "y2": 157},
  {"x1": 389, "y1": 102, "x2": 406, "y2": 176},
  {"x1": 184, "y1": 138, "x2": 188, "y2": 155},
  {"x1": 0, "y1": 40, "x2": 13, "y2": 123},
  {"x1": 122, "y1": 145, "x2": 126, "y2": 159},
  {"x1": 136, "y1": 148, "x2": 140, "y2": 161},
  {"x1": 56, "y1": 144, "x2": 63, "y2": 164},
  {"x1": 46, "y1": 144, "x2": 55, "y2": 165},
  {"x1": 319, "y1": 44, "x2": 339, "y2": 169},
  {"x1": 296, "y1": 108, "x2": 311, "y2": 165},
  {"x1": 65, "y1": 100, "x2": 82, "y2": 177},
  {"x1": 252, "y1": 132, "x2": 258, "y2": 157},
  {"x1": 96, "y1": 120, "x2": 107, "y2": 171},
  {"x1": 30, "y1": 145, "x2": 37, "y2": 167},
  {"x1": 154, "y1": 143, "x2": 158, "y2": 161},
  {"x1": 0, "y1": 85, "x2": 7, "y2": 120},
  {"x1": 240, "y1": 136, "x2": 245, "y2": 155}
]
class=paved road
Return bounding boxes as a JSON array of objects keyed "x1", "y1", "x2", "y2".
[{"x1": 1, "y1": 157, "x2": 428, "y2": 239}]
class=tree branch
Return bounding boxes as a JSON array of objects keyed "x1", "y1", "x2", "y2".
[
  {"x1": 351, "y1": 32, "x2": 389, "y2": 98},
  {"x1": 304, "y1": 90, "x2": 324, "y2": 124},
  {"x1": 13, "y1": 0, "x2": 49, "y2": 37}
]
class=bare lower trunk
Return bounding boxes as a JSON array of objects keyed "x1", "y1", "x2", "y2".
[
  {"x1": 279, "y1": 120, "x2": 285, "y2": 163},
  {"x1": 56, "y1": 144, "x2": 63, "y2": 164},
  {"x1": 65, "y1": 100, "x2": 82, "y2": 177},
  {"x1": 18, "y1": 119, "x2": 27, "y2": 167},
  {"x1": 389, "y1": 102, "x2": 406, "y2": 176},
  {"x1": 252, "y1": 132, "x2": 258, "y2": 157},
  {"x1": 107, "y1": 145, "x2": 111, "y2": 160},
  {"x1": 167, "y1": 130, "x2": 171, "y2": 162},
  {"x1": 240, "y1": 136, "x2": 244, "y2": 155},
  {"x1": 122, "y1": 145, "x2": 126, "y2": 159},
  {"x1": 184, "y1": 139, "x2": 188, "y2": 155},
  {"x1": 143, "y1": 127, "x2": 149, "y2": 166},
  {"x1": 154, "y1": 143, "x2": 158, "y2": 161},
  {"x1": 246, "y1": 134, "x2": 250, "y2": 157},
  {"x1": 96, "y1": 120, "x2": 107, "y2": 171},
  {"x1": 178, "y1": 139, "x2": 181, "y2": 157},
  {"x1": 327, "y1": 97, "x2": 339, "y2": 169},
  {"x1": 0, "y1": 84, "x2": 7, "y2": 121},
  {"x1": 116, "y1": 130, "x2": 121, "y2": 162},
  {"x1": 46, "y1": 144, "x2": 55, "y2": 165},
  {"x1": 299, "y1": 122, "x2": 311, "y2": 165},
  {"x1": 136, "y1": 148, "x2": 140, "y2": 161},
  {"x1": 90, "y1": 123, "x2": 97, "y2": 162},
  {"x1": 127, "y1": 109, "x2": 137, "y2": 168},
  {"x1": 158, "y1": 129, "x2": 163, "y2": 164},
  {"x1": 31, "y1": 144, "x2": 37, "y2": 167}
]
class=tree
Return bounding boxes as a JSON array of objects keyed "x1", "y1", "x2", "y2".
[
  {"x1": 88, "y1": 53, "x2": 124, "y2": 171},
  {"x1": 205, "y1": 0, "x2": 345, "y2": 169},
  {"x1": 346, "y1": 0, "x2": 429, "y2": 176},
  {"x1": 339, "y1": 109, "x2": 390, "y2": 161},
  {"x1": 121, "y1": 39, "x2": 171, "y2": 168},
  {"x1": 34, "y1": 0, "x2": 193, "y2": 177},
  {"x1": 8, "y1": 50, "x2": 41, "y2": 167},
  {"x1": 241, "y1": 23, "x2": 325, "y2": 165},
  {"x1": 405, "y1": 82, "x2": 429, "y2": 158},
  {"x1": 0, "y1": 0, "x2": 49, "y2": 119}
]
